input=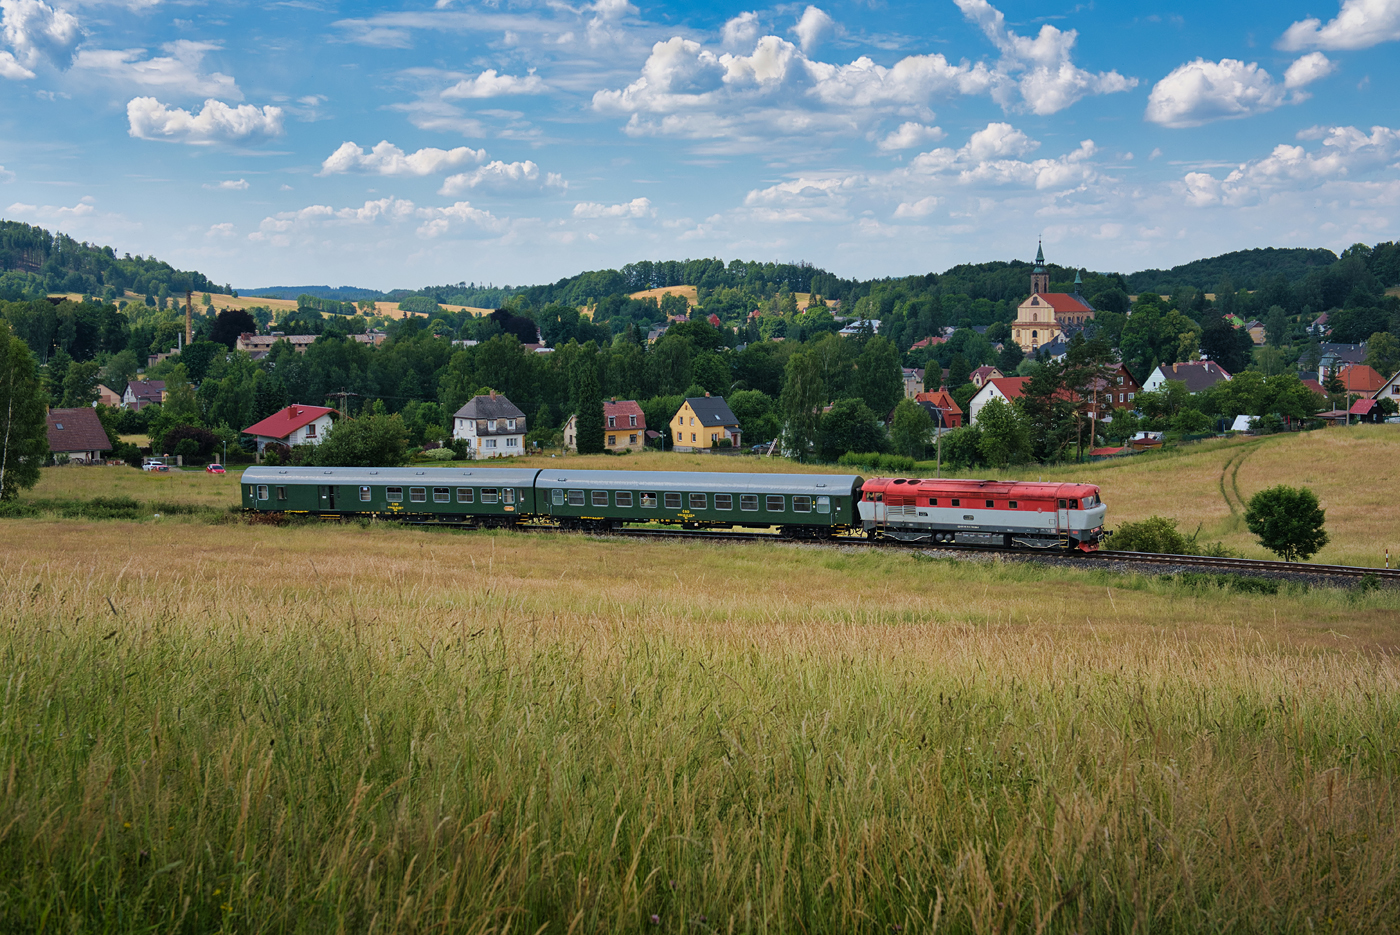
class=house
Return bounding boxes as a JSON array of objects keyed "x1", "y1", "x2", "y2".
[
  {"x1": 1096, "y1": 364, "x2": 1142, "y2": 411},
  {"x1": 564, "y1": 399, "x2": 647, "y2": 452},
  {"x1": 968, "y1": 365, "x2": 1003, "y2": 389},
  {"x1": 95, "y1": 384, "x2": 123, "y2": 407},
  {"x1": 1301, "y1": 378, "x2": 1329, "y2": 400},
  {"x1": 646, "y1": 325, "x2": 669, "y2": 344},
  {"x1": 236, "y1": 333, "x2": 318, "y2": 357},
  {"x1": 1372, "y1": 369, "x2": 1400, "y2": 403},
  {"x1": 902, "y1": 368, "x2": 925, "y2": 399},
  {"x1": 122, "y1": 380, "x2": 165, "y2": 411},
  {"x1": 1319, "y1": 342, "x2": 1367, "y2": 372},
  {"x1": 1009, "y1": 244, "x2": 1094, "y2": 351},
  {"x1": 838, "y1": 319, "x2": 880, "y2": 337},
  {"x1": 242, "y1": 404, "x2": 337, "y2": 454},
  {"x1": 909, "y1": 336, "x2": 946, "y2": 351},
  {"x1": 452, "y1": 391, "x2": 527, "y2": 458},
  {"x1": 670, "y1": 395, "x2": 741, "y2": 451},
  {"x1": 913, "y1": 389, "x2": 963, "y2": 428},
  {"x1": 46, "y1": 407, "x2": 111, "y2": 463},
  {"x1": 1337, "y1": 363, "x2": 1386, "y2": 395},
  {"x1": 967, "y1": 376, "x2": 1031, "y2": 424},
  {"x1": 1245, "y1": 320, "x2": 1267, "y2": 345},
  {"x1": 1349, "y1": 398, "x2": 1385, "y2": 424},
  {"x1": 1142, "y1": 360, "x2": 1232, "y2": 393}
]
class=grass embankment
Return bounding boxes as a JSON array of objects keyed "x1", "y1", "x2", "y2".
[{"x1": 0, "y1": 523, "x2": 1397, "y2": 933}]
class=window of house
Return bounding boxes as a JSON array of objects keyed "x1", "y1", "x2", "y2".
[
  {"x1": 608, "y1": 435, "x2": 616, "y2": 446},
  {"x1": 592, "y1": 490, "x2": 609, "y2": 507},
  {"x1": 817, "y1": 496, "x2": 830, "y2": 514},
  {"x1": 276, "y1": 486, "x2": 287, "y2": 500},
  {"x1": 485, "y1": 439, "x2": 497, "y2": 448},
  {"x1": 568, "y1": 490, "x2": 584, "y2": 506},
  {"x1": 387, "y1": 487, "x2": 403, "y2": 501},
  {"x1": 1128, "y1": 393, "x2": 1134, "y2": 400},
  {"x1": 257, "y1": 485, "x2": 269, "y2": 500},
  {"x1": 711, "y1": 433, "x2": 718, "y2": 443},
  {"x1": 629, "y1": 434, "x2": 638, "y2": 444},
  {"x1": 434, "y1": 487, "x2": 450, "y2": 502},
  {"x1": 360, "y1": 486, "x2": 371, "y2": 502},
  {"x1": 766, "y1": 495, "x2": 784, "y2": 511},
  {"x1": 607, "y1": 416, "x2": 616, "y2": 428},
  {"x1": 616, "y1": 491, "x2": 633, "y2": 508},
  {"x1": 689, "y1": 417, "x2": 695, "y2": 425},
  {"x1": 507, "y1": 419, "x2": 516, "y2": 430},
  {"x1": 629, "y1": 414, "x2": 637, "y2": 427},
  {"x1": 689, "y1": 493, "x2": 707, "y2": 510},
  {"x1": 641, "y1": 492, "x2": 657, "y2": 508},
  {"x1": 664, "y1": 492, "x2": 682, "y2": 509},
  {"x1": 691, "y1": 433, "x2": 696, "y2": 442},
  {"x1": 951, "y1": 498, "x2": 960, "y2": 507},
  {"x1": 792, "y1": 496, "x2": 811, "y2": 512},
  {"x1": 505, "y1": 438, "x2": 517, "y2": 447},
  {"x1": 306, "y1": 424, "x2": 316, "y2": 438},
  {"x1": 481, "y1": 488, "x2": 500, "y2": 504},
  {"x1": 458, "y1": 487, "x2": 474, "y2": 503},
  {"x1": 740, "y1": 494, "x2": 759, "y2": 511},
  {"x1": 410, "y1": 487, "x2": 427, "y2": 502}
]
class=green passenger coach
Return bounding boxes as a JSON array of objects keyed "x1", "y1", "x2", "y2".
[{"x1": 240, "y1": 466, "x2": 540, "y2": 525}]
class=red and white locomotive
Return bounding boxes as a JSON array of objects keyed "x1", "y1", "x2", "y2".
[{"x1": 858, "y1": 477, "x2": 1108, "y2": 551}]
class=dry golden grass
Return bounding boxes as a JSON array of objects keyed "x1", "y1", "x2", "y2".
[
  {"x1": 629, "y1": 285, "x2": 698, "y2": 306},
  {"x1": 0, "y1": 520, "x2": 1396, "y2": 932},
  {"x1": 30, "y1": 463, "x2": 242, "y2": 508},
  {"x1": 55, "y1": 291, "x2": 495, "y2": 320}
]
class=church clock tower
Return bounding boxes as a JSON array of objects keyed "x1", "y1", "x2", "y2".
[{"x1": 1030, "y1": 240, "x2": 1049, "y2": 295}]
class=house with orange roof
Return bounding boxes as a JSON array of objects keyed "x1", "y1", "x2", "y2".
[
  {"x1": 912, "y1": 389, "x2": 963, "y2": 428},
  {"x1": 1337, "y1": 363, "x2": 1386, "y2": 396}
]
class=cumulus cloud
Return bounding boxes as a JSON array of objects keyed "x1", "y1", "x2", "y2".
[
  {"x1": 73, "y1": 41, "x2": 240, "y2": 98},
  {"x1": 440, "y1": 68, "x2": 546, "y2": 100},
  {"x1": 319, "y1": 140, "x2": 485, "y2": 176},
  {"x1": 721, "y1": 11, "x2": 761, "y2": 49},
  {"x1": 204, "y1": 178, "x2": 249, "y2": 190},
  {"x1": 438, "y1": 160, "x2": 564, "y2": 196},
  {"x1": 6, "y1": 195, "x2": 95, "y2": 219},
  {"x1": 572, "y1": 197, "x2": 653, "y2": 218},
  {"x1": 1279, "y1": 0, "x2": 1400, "y2": 51},
  {"x1": 127, "y1": 97, "x2": 284, "y2": 145},
  {"x1": 1180, "y1": 124, "x2": 1400, "y2": 207},
  {"x1": 892, "y1": 196, "x2": 940, "y2": 218},
  {"x1": 250, "y1": 196, "x2": 505, "y2": 245},
  {"x1": 876, "y1": 121, "x2": 946, "y2": 152},
  {"x1": 953, "y1": 0, "x2": 1136, "y2": 114},
  {"x1": 416, "y1": 200, "x2": 504, "y2": 238},
  {"x1": 1145, "y1": 55, "x2": 1333, "y2": 128},
  {"x1": 0, "y1": 0, "x2": 80, "y2": 73},
  {"x1": 792, "y1": 5, "x2": 834, "y2": 53}
]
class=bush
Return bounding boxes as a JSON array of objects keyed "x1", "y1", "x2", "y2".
[
  {"x1": 836, "y1": 452, "x2": 916, "y2": 473},
  {"x1": 1112, "y1": 516, "x2": 1237, "y2": 557},
  {"x1": 421, "y1": 447, "x2": 456, "y2": 461}
]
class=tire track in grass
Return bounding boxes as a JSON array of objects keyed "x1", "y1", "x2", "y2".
[{"x1": 1218, "y1": 440, "x2": 1265, "y2": 527}]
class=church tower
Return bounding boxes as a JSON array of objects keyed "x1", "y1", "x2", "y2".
[{"x1": 1030, "y1": 240, "x2": 1049, "y2": 295}]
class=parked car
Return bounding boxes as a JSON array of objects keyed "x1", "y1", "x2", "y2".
[
  {"x1": 142, "y1": 461, "x2": 169, "y2": 472},
  {"x1": 205, "y1": 463, "x2": 226, "y2": 474}
]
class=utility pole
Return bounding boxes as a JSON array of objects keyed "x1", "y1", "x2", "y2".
[{"x1": 326, "y1": 389, "x2": 360, "y2": 418}]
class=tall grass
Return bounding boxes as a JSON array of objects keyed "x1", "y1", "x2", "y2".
[{"x1": 0, "y1": 522, "x2": 1397, "y2": 932}]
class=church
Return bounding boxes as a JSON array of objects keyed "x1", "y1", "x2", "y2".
[{"x1": 1010, "y1": 243, "x2": 1094, "y2": 352}]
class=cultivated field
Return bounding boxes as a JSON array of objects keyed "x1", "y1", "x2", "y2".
[
  {"x1": 0, "y1": 516, "x2": 1397, "y2": 933},
  {"x1": 52, "y1": 292, "x2": 493, "y2": 320}
]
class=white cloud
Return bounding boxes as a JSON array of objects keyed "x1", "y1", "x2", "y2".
[
  {"x1": 6, "y1": 194, "x2": 95, "y2": 219},
  {"x1": 792, "y1": 5, "x2": 834, "y2": 53},
  {"x1": 953, "y1": 0, "x2": 1137, "y2": 114},
  {"x1": 127, "y1": 97, "x2": 284, "y2": 145},
  {"x1": 415, "y1": 200, "x2": 504, "y2": 237},
  {"x1": 1144, "y1": 57, "x2": 1332, "y2": 128},
  {"x1": 1179, "y1": 124, "x2": 1400, "y2": 207},
  {"x1": 204, "y1": 178, "x2": 248, "y2": 190},
  {"x1": 440, "y1": 68, "x2": 546, "y2": 99},
  {"x1": 572, "y1": 197, "x2": 653, "y2": 218},
  {"x1": 319, "y1": 140, "x2": 485, "y2": 176},
  {"x1": 0, "y1": 164, "x2": 12, "y2": 181},
  {"x1": 893, "y1": 196, "x2": 940, "y2": 218},
  {"x1": 1279, "y1": 0, "x2": 1400, "y2": 51},
  {"x1": 206, "y1": 222, "x2": 236, "y2": 237},
  {"x1": 721, "y1": 11, "x2": 760, "y2": 49},
  {"x1": 0, "y1": 0, "x2": 80, "y2": 72},
  {"x1": 0, "y1": 50, "x2": 28, "y2": 78},
  {"x1": 876, "y1": 121, "x2": 946, "y2": 152},
  {"x1": 438, "y1": 160, "x2": 564, "y2": 195},
  {"x1": 250, "y1": 196, "x2": 506, "y2": 245},
  {"x1": 73, "y1": 41, "x2": 239, "y2": 98}
]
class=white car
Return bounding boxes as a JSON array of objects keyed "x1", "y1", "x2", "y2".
[{"x1": 142, "y1": 460, "x2": 170, "y2": 472}]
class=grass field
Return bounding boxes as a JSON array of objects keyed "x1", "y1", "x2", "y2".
[{"x1": 0, "y1": 517, "x2": 1397, "y2": 933}]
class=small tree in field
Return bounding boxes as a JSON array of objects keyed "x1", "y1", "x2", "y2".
[{"x1": 1245, "y1": 485, "x2": 1328, "y2": 562}]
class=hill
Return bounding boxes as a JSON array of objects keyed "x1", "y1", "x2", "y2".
[
  {"x1": 241, "y1": 285, "x2": 387, "y2": 302},
  {"x1": 1125, "y1": 247, "x2": 1340, "y2": 293}
]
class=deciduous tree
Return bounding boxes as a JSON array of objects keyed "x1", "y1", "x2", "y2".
[
  {"x1": 0, "y1": 324, "x2": 48, "y2": 500},
  {"x1": 1245, "y1": 485, "x2": 1328, "y2": 562}
]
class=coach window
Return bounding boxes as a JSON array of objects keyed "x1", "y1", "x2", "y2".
[
  {"x1": 481, "y1": 488, "x2": 500, "y2": 504},
  {"x1": 714, "y1": 493, "x2": 733, "y2": 510},
  {"x1": 551, "y1": 489, "x2": 564, "y2": 505},
  {"x1": 816, "y1": 496, "x2": 830, "y2": 514},
  {"x1": 1009, "y1": 500, "x2": 1018, "y2": 509},
  {"x1": 276, "y1": 485, "x2": 287, "y2": 500},
  {"x1": 360, "y1": 486, "x2": 371, "y2": 502},
  {"x1": 641, "y1": 492, "x2": 657, "y2": 508},
  {"x1": 592, "y1": 490, "x2": 609, "y2": 507},
  {"x1": 568, "y1": 490, "x2": 585, "y2": 506},
  {"x1": 1068, "y1": 499, "x2": 1078, "y2": 509},
  {"x1": 257, "y1": 484, "x2": 269, "y2": 500},
  {"x1": 1057, "y1": 499, "x2": 1066, "y2": 508},
  {"x1": 689, "y1": 493, "x2": 707, "y2": 510},
  {"x1": 434, "y1": 487, "x2": 450, "y2": 503},
  {"x1": 986, "y1": 499, "x2": 995, "y2": 508},
  {"x1": 664, "y1": 492, "x2": 682, "y2": 509},
  {"x1": 928, "y1": 498, "x2": 938, "y2": 505},
  {"x1": 504, "y1": 489, "x2": 517, "y2": 505},
  {"x1": 458, "y1": 487, "x2": 475, "y2": 503},
  {"x1": 766, "y1": 495, "x2": 784, "y2": 512},
  {"x1": 387, "y1": 486, "x2": 403, "y2": 501},
  {"x1": 793, "y1": 496, "x2": 812, "y2": 513},
  {"x1": 616, "y1": 491, "x2": 633, "y2": 508},
  {"x1": 410, "y1": 487, "x2": 427, "y2": 502}
]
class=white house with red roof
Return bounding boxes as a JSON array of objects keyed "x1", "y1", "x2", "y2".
[
  {"x1": 242, "y1": 404, "x2": 337, "y2": 453},
  {"x1": 967, "y1": 376, "x2": 1031, "y2": 424},
  {"x1": 1009, "y1": 244, "x2": 1094, "y2": 351}
]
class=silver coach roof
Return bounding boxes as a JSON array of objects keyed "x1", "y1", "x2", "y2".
[
  {"x1": 240, "y1": 466, "x2": 543, "y2": 486},
  {"x1": 534, "y1": 470, "x2": 862, "y2": 495}
]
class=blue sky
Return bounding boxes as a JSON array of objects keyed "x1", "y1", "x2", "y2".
[{"x1": 1, "y1": 0, "x2": 1398, "y2": 291}]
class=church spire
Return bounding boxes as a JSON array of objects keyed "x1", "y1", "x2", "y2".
[
  {"x1": 1034, "y1": 239, "x2": 1046, "y2": 272},
  {"x1": 1030, "y1": 240, "x2": 1049, "y2": 296},
  {"x1": 1073, "y1": 269, "x2": 1083, "y2": 294}
]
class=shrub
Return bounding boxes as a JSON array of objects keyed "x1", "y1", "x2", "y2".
[
  {"x1": 421, "y1": 447, "x2": 456, "y2": 461},
  {"x1": 1245, "y1": 484, "x2": 1328, "y2": 562},
  {"x1": 1112, "y1": 515, "x2": 1189, "y2": 554}
]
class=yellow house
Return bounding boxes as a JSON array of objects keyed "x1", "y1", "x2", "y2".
[{"x1": 671, "y1": 395, "x2": 741, "y2": 452}]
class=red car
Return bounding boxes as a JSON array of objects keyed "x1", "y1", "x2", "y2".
[{"x1": 205, "y1": 464, "x2": 226, "y2": 474}]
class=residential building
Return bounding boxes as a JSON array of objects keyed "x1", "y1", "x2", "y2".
[
  {"x1": 1141, "y1": 360, "x2": 1232, "y2": 393},
  {"x1": 1097, "y1": 364, "x2": 1142, "y2": 410},
  {"x1": 913, "y1": 389, "x2": 963, "y2": 428},
  {"x1": 902, "y1": 368, "x2": 925, "y2": 399},
  {"x1": 1245, "y1": 320, "x2": 1267, "y2": 345},
  {"x1": 243, "y1": 404, "x2": 337, "y2": 454},
  {"x1": 909, "y1": 336, "x2": 946, "y2": 351},
  {"x1": 1337, "y1": 363, "x2": 1386, "y2": 396},
  {"x1": 670, "y1": 395, "x2": 741, "y2": 451},
  {"x1": 95, "y1": 384, "x2": 123, "y2": 407},
  {"x1": 969, "y1": 365, "x2": 1003, "y2": 389},
  {"x1": 564, "y1": 399, "x2": 647, "y2": 451},
  {"x1": 46, "y1": 407, "x2": 111, "y2": 463},
  {"x1": 122, "y1": 380, "x2": 165, "y2": 411},
  {"x1": 1009, "y1": 244, "x2": 1095, "y2": 351},
  {"x1": 236, "y1": 333, "x2": 317, "y2": 357},
  {"x1": 967, "y1": 376, "x2": 1031, "y2": 424},
  {"x1": 1306, "y1": 311, "x2": 1330, "y2": 338},
  {"x1": 452, "y1": 391, "x2": 527, "y2": 458},
  {"x1": 838, "y1": 319, "x2": 880, "y2": 337},
  {"x1": 1319, "y1": 342, "x2": 1367, "y2": 372},
  {"x1": 1349, "y1": 398, "x2": 1386, "y2": 423},
  {"x1": 1372, "y1": 368, "x2": 1400, "y2": 402}
]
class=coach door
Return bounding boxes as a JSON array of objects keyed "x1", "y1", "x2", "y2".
[
  {"x1": 1056, "y1": 498, "x2": 1069, "y2": 540},
  {"x1": 319, "y1": 485, "x2": 336, "y2": 510}
]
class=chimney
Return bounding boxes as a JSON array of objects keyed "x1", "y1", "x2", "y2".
[
  {"x1": 704, "y1": 391, "x2": 710, "y2": 397},
  {"x1": 490, "y1": 389, "x2": 497, "y2": 399}
]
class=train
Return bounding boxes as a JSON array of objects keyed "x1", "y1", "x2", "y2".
[{"x1": 239, "y1": 465, "x2": 1108, "y2": 551}]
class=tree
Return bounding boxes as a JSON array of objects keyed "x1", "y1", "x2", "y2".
[
  {"x1": 1199, "y1": 315, "x2": 1255, "y2": 374},
  {"x1": 1245, "y1": 485, "x2": 1328, "y2": 561},
  {"x1": 572, "y1": 354, "x2": 604, "y2": 454},
  {"x1": 996, "y1": 340, "x2": 1025, "y2": 374},
  {"x1": 208, "y1": 308, "x2": 258, "y2": 349},
  {"x1": 60, "y1": 359, "x2": 101, "y2": 407},
  {"x1": 817, "y1": 398, "x2": 886, "y2": 462},
  {"x1": 1365, "y1": 331, "x2": 1400, "y2": 379},
  {"x1": 976, "y1": 396, "x2": 1030, "y2": 467},
  {"x1": 888, "y1": 397, "x2": 933, "y2": 459},
  {"x1": 780, "y1": 351, "x2": 824, "y2": 461},
  {"x1": 0, "y1": 324, "x2": 48, "y2": 499},
  {"x1": 304, "y1": 412, "x2": 408, "y2": 466},
  {"x1": 851, "y1": 336, "x2": 903, "y2": 416},
  {"x1": 946, "y1": 353, "x2": 971, "y2": 389}
]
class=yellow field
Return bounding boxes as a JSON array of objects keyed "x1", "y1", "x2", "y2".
[
  {"x1": 51, "y1": 291, "x2": 493, "y2": 321},
  {"x1": 629, "y1": 285, "x2": 698, "y2": 306}
]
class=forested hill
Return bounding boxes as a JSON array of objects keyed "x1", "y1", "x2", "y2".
[
  {"x1": 1125, "y1": 247, "x2": 1345, "y2": 293},
  {"x1": 0, "y1": 220, "x2": 226, "y2": 301}
]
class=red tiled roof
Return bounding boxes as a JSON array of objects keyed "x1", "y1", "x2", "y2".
[
  {"x1": 1089, "y1": 446, "x2": 1126, "y2": 456},
  {"x1": 47, "y1": 407, "x2": 111, "y2": 454},
  {"x1": 1301, "y1": 379, "x2": 1327, "y2": 397},
  {"x1": 604, "y1": 399, "x2": 646, "y2": 429},
  {"x1": 910, "y1": 336, "x2": 946, "y2": 349},
  {"x1": 1339, "y1": 364, "x2": 1386, "y2": 393},
  {"x1": 1349, "y1": 398, "x2": 1379, "y2": 415},
  {"x1": 242, "y1": 404, "x2": 336, "y2": 439},
  {"x1": 1026, "y1": 292, "x2": 1092, "y2": 313},
  {"x1": 914, "y1": 389, "x2": 962, "y2": 415},
  {"x1": 984, "y1": 376, "x2": 1031, "y2": 399}
]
